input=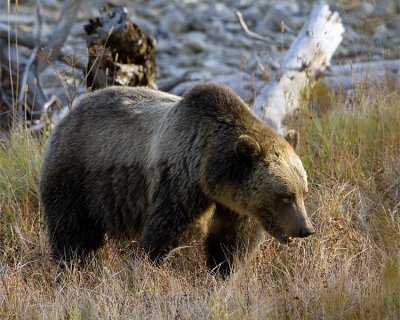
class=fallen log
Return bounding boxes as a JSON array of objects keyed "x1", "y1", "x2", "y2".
[
  {"x1": 322, "y1": 59, "x2": 400, "y2": 91},
  {"x1": 162, "y1": 59, "x2": 400, "y2": 114}
]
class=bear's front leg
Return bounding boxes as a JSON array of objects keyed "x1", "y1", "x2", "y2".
[
  {"x1": 140, "y1": 198, "x2": 204, "y2": 263},
  {"x1": 140, "y1": 214, "x2": 183, "y2": 263},
  {"x1": 205, "y1": 204, "x2": 263, "y2": 275}
]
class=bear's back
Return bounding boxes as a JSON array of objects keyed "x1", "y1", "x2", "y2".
[
  {"x1": 72, "y1": 86, "x2": 181, "y2": 122},
  {"x1": 47, "y1": 87, "x2": 180, "y2": 167}
]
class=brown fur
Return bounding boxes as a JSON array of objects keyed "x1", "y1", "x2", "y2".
[{"x1": 39, "y1": 83, "x2": 314, "y2": 274}]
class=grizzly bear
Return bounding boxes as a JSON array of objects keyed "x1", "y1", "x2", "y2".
[{"x1": 39, "y1": 83, "x2": 314, "y2": 273}]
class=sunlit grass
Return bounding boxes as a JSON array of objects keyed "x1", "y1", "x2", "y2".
[{"x1": 0, "y1": 85, "x2": 399, "y2": 319}]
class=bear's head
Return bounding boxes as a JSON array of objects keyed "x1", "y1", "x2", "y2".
[
  {"x1": 243, "y1": 130, "x2": 314, "y2": 243},
  {"x1": 203, "y1": 129, "x2": 314, "y2": 244}
]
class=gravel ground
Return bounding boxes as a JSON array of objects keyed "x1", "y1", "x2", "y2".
[{"x1": 2, "y1": 0, "x2": 400, "y2": 89}]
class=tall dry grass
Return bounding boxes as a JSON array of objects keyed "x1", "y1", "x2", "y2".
[{"x1": 0, "y1": 84, "x2": 399, "y2": 319}]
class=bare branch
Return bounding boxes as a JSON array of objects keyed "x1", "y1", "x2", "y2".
[
  {"x1": 0, "y1": 23, "x2": 85, "y2": 71},
  {"x1": 236, "y1": 11, "x2": 289, "y2": 48},
  {"x1": 34, "y1": 0, "x2": 43, "y2": 46},
  {"x1": 17, "y1": 45, "x2": 39, "y2": 107},
  {"x1": 281, "y1": 23, "x2": 296, "y2": 35},
  {"x1": 35, "y1": 0, "x2": 83, "y2": 73},
  {"x1": 24, "y1": 0, "x2": 83, "y2": 118},
  {"x1": 18, "y1": 0, "x2": 43, "y2": 108}
]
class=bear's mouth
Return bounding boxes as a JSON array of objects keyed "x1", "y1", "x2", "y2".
[
  {"x1": 257, "y1": 212, "x2": 292, "y2": 244},
  {"x1": 276, "y1": 232, "x2": 293, "y2": 244}
]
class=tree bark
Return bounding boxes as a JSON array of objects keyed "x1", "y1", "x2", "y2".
[{"x1": 84, "y1": 7, "x2": 157, "y2": 91}]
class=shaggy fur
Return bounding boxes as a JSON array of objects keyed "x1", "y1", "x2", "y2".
[{"x1": 39, "y1": 83, "x2": 314, "y2": 273}]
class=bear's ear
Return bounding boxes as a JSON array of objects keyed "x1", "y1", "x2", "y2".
[
  {"x1": 235, "y1": 135, "x2": 261, "y2": 159},
  {"x1": 284, "y1": 130, "x2": 299, "y2": 149}
]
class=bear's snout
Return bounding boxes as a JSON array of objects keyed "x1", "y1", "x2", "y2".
[{"x1": 298, "y1": 226, "x2": 315, "y2": 238}]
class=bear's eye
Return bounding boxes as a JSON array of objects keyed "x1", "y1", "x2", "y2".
[
  {"x1": 282, "y1": 194, "x2": 294, "y2": 203},
  {"x1": 282, "y1": 197, "x2": 291, "y2": 203}
]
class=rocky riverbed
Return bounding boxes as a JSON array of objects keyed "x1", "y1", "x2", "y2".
[{"x1": 2, "y1": 0, "x2": 400, "y2": 92}]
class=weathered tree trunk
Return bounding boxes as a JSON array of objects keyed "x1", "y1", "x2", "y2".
[
  {"x1": 252, "y1": 3, "x2": 344, "y2": 134},
  {"x1": 85, "y1": 7, "x2": 157, "y2": 91}
]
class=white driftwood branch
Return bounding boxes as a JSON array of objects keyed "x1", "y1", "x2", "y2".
[{"x1": 252, "y1": 2, "x2": 344, "y2": 134}]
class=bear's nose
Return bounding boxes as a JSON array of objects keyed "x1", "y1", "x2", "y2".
[{"x1": 298, "y1": 227, "x2": 315, "y2": 238}]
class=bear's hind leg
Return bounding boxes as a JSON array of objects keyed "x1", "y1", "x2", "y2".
[
  {"x1": 47, "y1": 206, "x2": 104, "y2": 262},
  {"x1": 205, "y1": 204, "x2": 263, "y2": 275},
  {"x1": 41, "y1": 176, "x2": 104, "y2": 262}
]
